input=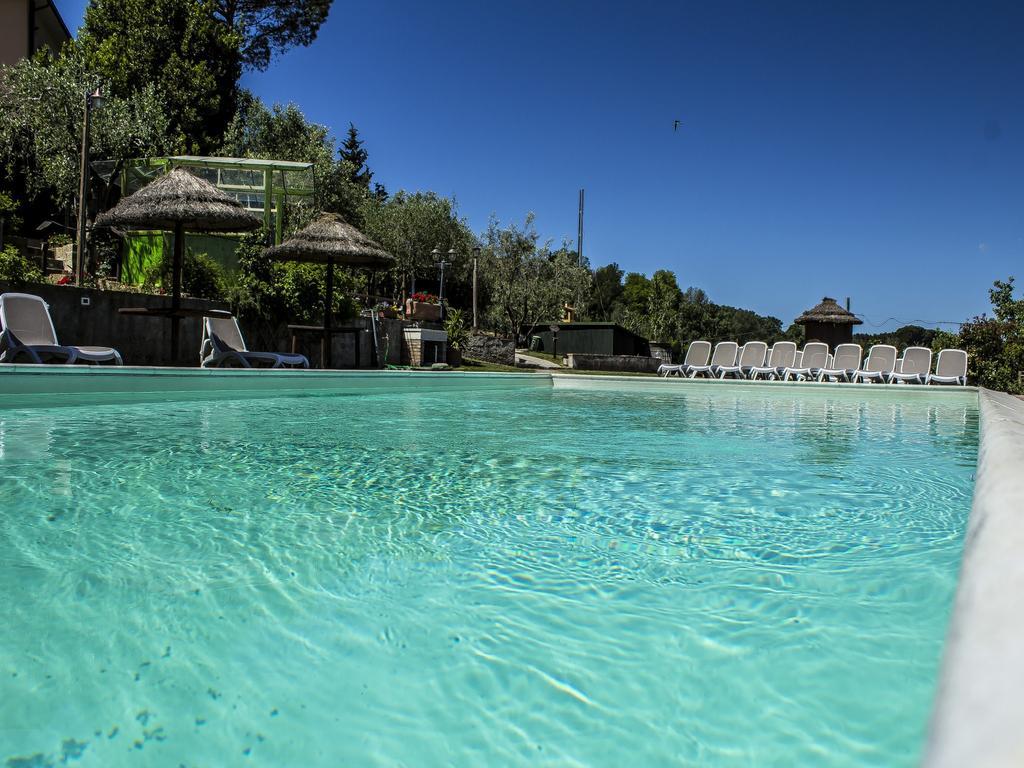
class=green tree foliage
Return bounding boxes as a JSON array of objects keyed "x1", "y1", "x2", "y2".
[
  {"x1": 615, "y1": 270, "x2": 683, "y2": 341},
  {"x1": 588, "y1": 262, "x2": 624, "y2": 320},
  {"x1": 855, "y1": 324, "x2": 938, "y2": 350},
  {"x1": 79, "y1": 0, "x2": 241, "y2": 154},
  {"x1": 479, "y1": 216, "x2": 589, "y2": 340},
  {"x1": 0, "y1": 191, "x2": 22, "y2": 236},
  {"x1": 339, "y1": 123, "x2": 373, "y2": 189},
  {"x1": 360, "y1": 191, "x2": 476, "y2": 301},
  {"x1": 219, "y1": 94, "x2": 371, "y2": 225},
  {"x1": 0, "y1": 45, "x2": 172, "y2": 213},
  {"x1": 955, "y1": 278, "x2": 1024, "y2": 393},
  {"x1": 0, "y1": 245, "x2": 44, "y2": 287},
  {"x1": 211, "y1": 0, "x2": 333, "y2": 71},
  {"x1": 230, "y1": 227, "x2": 362, "y2": 328}
]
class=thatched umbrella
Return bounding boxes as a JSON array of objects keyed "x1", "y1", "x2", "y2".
[
  {"x1": 95, "y1": 168, "x2": 261, "y2": 362},
  {"x1": 795, "y1": 296, "x2": 863, "y2": 349},
  {"x1": 265, "y1": 213, "x2": 395, "y2": 368}
]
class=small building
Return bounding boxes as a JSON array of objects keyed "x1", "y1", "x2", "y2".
[
  {"x1": 0, "y1": 1, "x2": 72, "y2": 67},
  {"x1": 795, "y1": 297, "x2": 862, "y2": 349},
  {"x1": 530, "y1": 322, "x2": 649, "y2": 357}
]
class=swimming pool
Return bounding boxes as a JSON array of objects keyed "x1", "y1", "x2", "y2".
[{"x1": 0, "y1": 375, "x2": 978, "y2": 766}]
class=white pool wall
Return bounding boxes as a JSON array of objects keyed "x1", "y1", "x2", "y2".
[{"x1": 923, "y1": 389, "x2": 1024, "y2": 768}]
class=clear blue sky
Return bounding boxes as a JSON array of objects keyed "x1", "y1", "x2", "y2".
[{"x1": 56, "y1": 0, "x2": 1022, "y2": 330}]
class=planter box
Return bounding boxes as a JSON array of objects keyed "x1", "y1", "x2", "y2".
[{"x1": 405, "y1": 299, "x2": 441, "y2": 322}]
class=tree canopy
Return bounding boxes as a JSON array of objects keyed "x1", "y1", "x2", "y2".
[
  {"x1": 79, "y1": 0, "x2": 242, "y2": 153},
  {"x1": 211, "y1": 0, "x2": 333, "y2": 71}
]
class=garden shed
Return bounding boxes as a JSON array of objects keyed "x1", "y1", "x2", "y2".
[
  {"x1": 530, "y1": 322, "x2": 650, "y2": 357},
  {"x1": 795, "y1": 297, "x2": 863, "y2": 349}
]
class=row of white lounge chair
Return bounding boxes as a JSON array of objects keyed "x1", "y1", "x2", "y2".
[{"x1": 657, "y1": 341, "x2": 968, "y2": 385}]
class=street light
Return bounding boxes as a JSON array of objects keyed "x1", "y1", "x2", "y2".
[
  {"x1": 433, "y1": 246, "x2": 452, "y2": 322},
  {"x1": 76, "y1": 87, "x2": 104, "y2": 286}
]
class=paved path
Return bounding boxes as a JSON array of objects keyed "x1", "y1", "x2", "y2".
[{"x1": 515, "y1": 350, "x2": 563, "y2": 369}]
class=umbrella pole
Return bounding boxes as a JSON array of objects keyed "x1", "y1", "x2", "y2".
[
  {"x1": 171, "y1": 222, "x2": 183, "y2": 365},
  {"x1": 324, "y1": 255, "x2": 334, "y2": 368}
]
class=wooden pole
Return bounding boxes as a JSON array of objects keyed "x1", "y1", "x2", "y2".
[
  {"x1": 324, "y1": 256, "x2": 334, "y2": 368},
  {"x1": 170, "y1": 222, "x2": 183, "y2": 365},
  {"x1": 75, "y1": 91, "x2": 92, "y2": 286}
]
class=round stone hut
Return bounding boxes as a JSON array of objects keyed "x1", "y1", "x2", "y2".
[{"x1": 795, "y1": 297, "x2": 863, "y2": 349}]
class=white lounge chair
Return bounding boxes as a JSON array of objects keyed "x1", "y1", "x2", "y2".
[
  {"x1": 749, "y1": 341, "x2": 797, "y2": 380},
  {"x1": 817, "y1": 344, "x2": 862, "y2": 382},
  {"x1": 718, "y1": 341, "x2": 767, "y2": 379},
  {"x1": 927, "y1": 349, "x2": 968, "y2": 386},
  {"x1": 0, "y1": 292, "x2": 122, "y2": 365},
  {"x1": 783, "y1": 342, "x2": 829, "y2": 381},
  {"x1": 688, "y1": 341, "x2": 738, "y2": 378},
  {"x1": 852, "y1": 344, "x2": 899, "y2": 383},
  {"x1": 887, "y1": 346, "x2": 932, "y2": 384},
  {"x1": 659, "y1": 340, "x2": 711, "y2": 377},
  {"x1": 201, "y1": 316, "x2": 309, "y2": 369}
]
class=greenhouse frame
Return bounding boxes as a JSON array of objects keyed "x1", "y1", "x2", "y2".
[{"x1": 93, "y1": 155, "x2": 315, "y2": 284}]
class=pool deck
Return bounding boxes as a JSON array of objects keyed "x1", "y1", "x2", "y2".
[{"x1": 0, "y1": 365, "x2": 1020, "y2": 765}]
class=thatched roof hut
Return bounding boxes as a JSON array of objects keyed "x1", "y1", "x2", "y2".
[
  {"x1": 265, "y1": 213, "x2": 395, "y2": 368},
  {"x1": 795, "y1": 297, "x2": 863, "y2": 348},
  {"x1": 95, "y1": 167, "x2": 261, "y2": 233},
  {"x1": 265, "y1": 213, "x2": 394, "y2": 268},
  {"x1": 94, "y1": 167, "x2": 261, "y2": 365},
  {"x1": 795, "y1": 297, "x2": 863, "y2": 326}
]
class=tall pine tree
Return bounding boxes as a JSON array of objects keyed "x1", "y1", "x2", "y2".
[{"x1": 339, "y1": 123, "x2": 374, "y2": 189}]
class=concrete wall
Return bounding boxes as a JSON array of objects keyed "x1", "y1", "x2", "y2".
[
  {"x1": 0, "y1": 282, "x2": 228, "y2": 366},
  {"x1": 0, "y1": 284, "x2": 415, "y2": 368},
  {"x1": 0, "y1": 1, "x2": 29, "y2": 67},
  {"x1": 566, "y1": 353, "x2": 661, "y2": 373},
  {"x1": 924, "y1": 389, "x2": 1024, "y2": 768}
]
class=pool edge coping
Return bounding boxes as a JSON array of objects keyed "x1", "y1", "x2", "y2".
[{"x1": 923, "y1": 388, "x2": 1024, "y2": 768}]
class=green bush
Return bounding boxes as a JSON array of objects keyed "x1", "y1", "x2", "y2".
[
  {"x1": 230, "y1": 228, "x2": 362, "y2": 325},
  {"x1": 142, "y1": 248, "x2": 228, "y2": 301},
  {"x1": 0, "y1": 245, "x2": 44, "y2": 287},
  {"x1": 953, "y1": 278, "x2": 1024, "y2": 394}
]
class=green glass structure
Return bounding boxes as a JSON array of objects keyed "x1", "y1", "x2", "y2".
[{"x1": 93, "y1": 156, "x2": 315, "y2": 285}]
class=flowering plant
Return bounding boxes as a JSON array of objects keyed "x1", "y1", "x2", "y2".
[{"x1": 409, "y1": 292, "x2": 440, "y2": 305}]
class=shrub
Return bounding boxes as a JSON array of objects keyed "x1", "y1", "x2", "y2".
[
  {"x1": 141, "y1": 248, "x2": 228, "y2": 301},
  {"x1": 444, "y1": 308, "x2": 469, "y2": 350},
  {"x1": 0, "y1": 245, "x2": 44, "y2": 287},
  {"x1": 954, "y1": 278, "x2": 1024, "y2": 394}
]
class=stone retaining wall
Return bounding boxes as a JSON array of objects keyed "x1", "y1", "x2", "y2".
[{"x1": 464, "y1": 333, "x2": 515, "y2": 366}]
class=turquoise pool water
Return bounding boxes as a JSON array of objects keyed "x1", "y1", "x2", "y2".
[{"x1": 0, "y1": 382, "x2": 978, "y2": 766}]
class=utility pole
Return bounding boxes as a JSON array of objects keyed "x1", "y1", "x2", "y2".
[{"x1": 577, "y1": 189, "x2": 585, "y2": 266}]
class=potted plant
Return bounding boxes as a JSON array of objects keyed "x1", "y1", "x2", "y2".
[
  {"x1": 376, "y1": 301, "x2": 401, "y2": 319},
  {"x1": 444, "y1": 308, "x2": 469, "y2": 367},
  {"x1": 405, "y1": 291, "x2": 442, "y2": 321}
]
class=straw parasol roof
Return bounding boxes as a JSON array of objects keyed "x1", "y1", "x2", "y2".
[
  {"x1": 795, "y1": 297, "x2": 863, "y2": 325},
  {"x1": 95, "y1": 167, "x2": 261, "y2": 232},
  {"x1": 265, "y1": 213, "x2": 395, "y2": 268}
]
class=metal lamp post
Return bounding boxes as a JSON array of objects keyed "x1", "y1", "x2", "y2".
[{"x1": 75, "y1": 87, "x2": 105, "y2": 286}]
